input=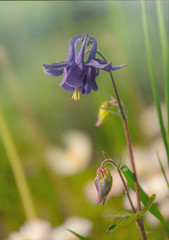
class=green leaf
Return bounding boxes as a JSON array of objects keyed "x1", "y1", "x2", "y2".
[
  {"x1": 68, "y1": 229, "x2": 91, "y2": 240},
  {"x1": 157, "y1": 152, "x2": 169, "y2": 188},
  {"x1": 105, "y1": 210, "x2": 132, "y2": 218},
  {"x1": 107, "y1": 194, "x2": 155, "y2": 233},
  {"x1": 120, "y1": 164, "x2": 169, "y2": 238},
  {"x1": 141, "y1": 0, "x2": 169, "y2": 162},
  {"x1": 156, "y1": 0, "x2": 169, "y2": 137}
]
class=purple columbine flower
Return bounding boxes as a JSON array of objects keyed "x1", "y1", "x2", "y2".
[{"x1": 43, "y1": 33, "x2": 126, "y2": 100}]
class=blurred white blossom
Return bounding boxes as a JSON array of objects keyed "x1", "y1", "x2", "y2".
[
  {"x1": 50, "y1": 216, "x2": 92, "y2": 240},
  {"x1": 8, "y1": 217, "x2": 92, "y2": 240},
  {"x1": 139, "y1": 104, "x2": 167, "y2": 139},
  {"x1": 46, "y1": 130, "x2": 92, "y2": 176},
  {"x1": 8, "y1": 219, "x2": 51, "y2": 240},
  {"x1": 123, "y1": 137, "x2": 169, "y2": 226}
]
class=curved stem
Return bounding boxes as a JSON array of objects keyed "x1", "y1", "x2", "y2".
[
  {"x1": 101, "y1": 156, "x2": 136, "y2": 214},
  {"x1": 102, "y1": 152, "x2": 147, "y2": 238},
  {"x1": 96, "y1": 51, "x2": 147, "y2": 239},
  {"x1": 97, "y1": 51, "x2": 141, "y2": 212}
]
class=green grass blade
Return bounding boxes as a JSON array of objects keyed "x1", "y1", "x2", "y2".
[
  {"x1": 157, "y1": 153, "x2": 169, "y2": 188},
  {"x1": 107, "y1": 194, "x2": 155, "y2": 233},
  {"x1": 68, "y1": 229, "x2": 91, "y2": 240},
  {"x1": 141, "y1": 0, "x2": 169, "y2": 162},
  {"x1": 120, "y1": 164, "x2": 169, "y2": 237},
  {"x1": 156, "y1": 0, "x2": 169, "y2": 137}
]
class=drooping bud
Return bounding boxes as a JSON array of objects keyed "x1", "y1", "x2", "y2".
[
  {"x1": 95, "y1": 167, "x2": 113, "y2": 205},
  {"x1": 95, "y1": 98, "x2": 118, "y2": 127}
]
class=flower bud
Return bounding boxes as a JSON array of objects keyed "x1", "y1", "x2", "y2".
[
  {"x1": 95, "y1": 98, "x2": 118, "y2": 127},
  {"x1": 95, "y1": 167, "x2": 113, "y2": 205}
]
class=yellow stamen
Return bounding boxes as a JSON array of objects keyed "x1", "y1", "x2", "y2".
[{"x1": 72, "y1": 88, "x2": 80, "y2": 101}]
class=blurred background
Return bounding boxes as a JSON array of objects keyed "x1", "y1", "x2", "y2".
[{"x1": 0, "y1": 1, "x2": 168, "y2": 240}]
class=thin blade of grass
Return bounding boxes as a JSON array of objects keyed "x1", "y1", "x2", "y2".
[
  {"x1": 120, "y1": 164, "x2": 169, "y2": 237},
  {"x1": 68, "y1": 229, "x2": 91, "y2": 240},
  {"x1": 156, "y1": 0, "x2": 169, "y2": 137},
  {"x1": 141, "y1": 0, "x2": 169, "y2": 163},
  {"x1": 157, "y1": 152, "x2": 169, "y2": 188}
]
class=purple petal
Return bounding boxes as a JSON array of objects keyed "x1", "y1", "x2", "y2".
[
  {"x1": 65, "y1": 62, "x2": 85, "y2": 88},
  {"x1": 43, "y1": 67, "x2": 64, "y2": 76},
  {"x1": 76, "y1": 33, "x2": 88, "y2": 65},
  {"x1": 87, "y1": 37, "x2": 97, "y2": 61},
  {"x1": 111, "y1": 64, "x2": 127, "y2": 71},
  {"x1": 86, "y1": 67, "x2": 98, "y2": 91},
  {"x1": 86, "y1": 58, "x2": 112, "y2": 72},
  {"x1": 66, "y1": 35, "x2": 83, "y2": 61},
  {"x1": 80, "y1": 84, "x2": 91, "y2": 95},
  {"x1": 43, "y1": 61, "x2": 71, "y2": 69},
  {"x1": 61, "y1": 82, "x2": 74, "y2": 92},
  {"x1": 74, "y1": 37, "x2": 83, "y2": 58},
  {"x1": 58, "y1": 66, "x2": 70, "y2": 86},
  {"x1": 43, "y1": 61, "x2": 71, "y2": 76}
]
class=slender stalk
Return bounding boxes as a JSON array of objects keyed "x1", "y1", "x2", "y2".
[
  {"x1": 141, "y1": 0, "x2": 169, "y2": 162},
  {"x1": 97, "y1": 51, "x2": 141, "y2": 211},
  {"x1": 95, "y1": 51, "x2": 146, "y2": 240},
  {"x1": 102, "y1": 152, "x2": 147, "y2": 238},
  {"x1": 156, "y1": 0, "x2": 169, "y2": 137},
  {"x1": 101, "y1": 154, "x2": 136, "y2": 214},
  {"x1": 0, "y1": 107, "x2": 37, "y2": 220}
]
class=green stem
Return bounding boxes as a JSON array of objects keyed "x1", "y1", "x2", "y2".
[
  {"x1": 0, "y1": 107, "x2": 37, "y2": 220},
  {"x1": 156, "y1": 0, "x2": 169, "y2": 139},
  {"x1": 141, "y1": 0, "x2": 169, "y2": 163},
  {"x1": 95, "y1": 51, "x2": 147, "y2": 240}
]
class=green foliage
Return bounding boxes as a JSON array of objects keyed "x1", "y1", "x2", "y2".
[
  {"x1": 157, "y1": 153, "x2": 169, "y2": 188},
  {"x1": 68, "y1": 229, "x2": 91, "y2": 240},
  {"x1": 120, "y1": 164, "x2": 169, "y2": 237},
  {"x1": 107, "y1": 194, "x2": 156, "y2": 233},
  {"x1": 141, "y1": 0, "x2": 169, "y2": 164}
]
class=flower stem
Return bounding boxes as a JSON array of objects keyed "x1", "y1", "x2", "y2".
[
  {"x1": 101, "y1": 152, "x2": 136, "y2": 214},
  {"x1": 0, "y1": 106, "x2": 37, "y2": 220},
  {"x1": 102, "y1": 152, "x2": 147, "y2": 238},
  {"x1": 96, "y1": 51, "x2": 147, "y2": 240}
]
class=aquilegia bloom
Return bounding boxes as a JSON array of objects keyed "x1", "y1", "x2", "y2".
[{"x1": 43, "y1": 33, "x2": 126, "y2": 100}]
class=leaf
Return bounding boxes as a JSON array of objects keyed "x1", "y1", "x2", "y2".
[
  {"x1": 120, "y1": 164, "x2": 169, "y2": 238},
  {"x1": 107, "y1": 194, "x2": 155, "y2": 233},
  {"x1": 68, "y1": 229, "x2": 91, "y2": 240},
  {"x1": 156, "y1": 0, "x2": 169, "y2": 137},
  {"x1": 157, "y1": 152, "x2": 169, "y2": 188},
  {"x1": 141, "y1": 0, "x2": 169, "y2": 162},
  {"x1": 104, "y1": 210, "x2": 132, "y2": 218}
]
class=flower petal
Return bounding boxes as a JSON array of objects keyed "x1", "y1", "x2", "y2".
[
  {"x1": 76, "y1": 33, "x2": 88, "y2": 65},
  {"x1": 66, "y1": 35, "x2": 83, "y2": 61},
  {"x1": 61, "y1": 82, "x2": 75, "y2": 92},
  {"x1": 86, "y1": 59, "x2": 112, "y2": 72},
  {"x1": 43, "y1": 61, "x2": 71, "y2": 76},
  {"x1": 65, "y1": 62, "x2": 85, "y2": 88},
  {"x1": 86, "y1": 67, "x2": 98, "y2": 91},
  {"x1": 87, "y1": 37, "x2": 97, "y2": 61},
  {"x1": 43, "y1": 61, "x2": 71, "y2": 69},
  {"x1": 58, "y1": 66, "x2": 70, "y2": 86},
  {"x1": 80, "y1": 84, "x2": 91, "y2": 95},
  {"x1": 111, "y1": 64, "x2": 127, "y2": 70},
  {"x1": 43, "y1": 67, "x2": 64, "y2": 77}
]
